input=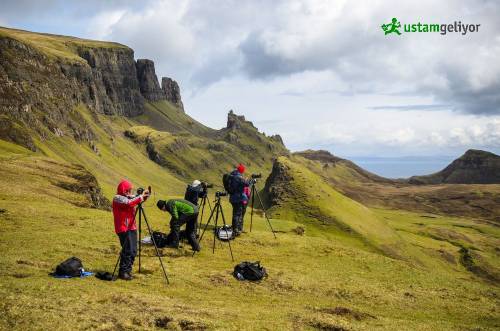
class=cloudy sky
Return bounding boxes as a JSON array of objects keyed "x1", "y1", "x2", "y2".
[{"x1": 2, "y1": 0, "x2": 499, "y2": 160}]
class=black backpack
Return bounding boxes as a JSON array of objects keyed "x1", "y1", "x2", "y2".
[
  {"x1": 184, "y1": 185, "x2": 200, "y2": 205},
  {"x1": 222, "y1": 173, "x2": 233, "y2": 194},
  {"x1": 55, "y1": 257, "x2": 83, "y2": 277},
  {"x1": 152, "y1": 231, "x2": 169, "y2": 248},
  {"x1": 233, "y1": 261, "x2": 267, "y2": 281}
]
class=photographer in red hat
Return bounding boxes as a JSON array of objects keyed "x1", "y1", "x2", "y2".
[{"x1": 112, "y1": 180, "x2": 149, "y2": 280}]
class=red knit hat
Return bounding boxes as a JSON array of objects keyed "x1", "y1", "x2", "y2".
[
  {"x1": 237, "y1": 163, "x2": 246, "y2": 174},
  {"x1": 117, "y1": 180, "x2": 132, "y2": 195}
]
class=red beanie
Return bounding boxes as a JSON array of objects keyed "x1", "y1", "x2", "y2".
[
  {"x1": 117, "y1": 180, "x2": 132, "y2": 195},
  {"x1": 237, "y1": 163, "x2": 246, "y2": 174}
]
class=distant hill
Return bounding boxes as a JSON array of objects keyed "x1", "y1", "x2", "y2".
[{"x1": 409, "y1": 149, "x2": 500, "y2": 184}]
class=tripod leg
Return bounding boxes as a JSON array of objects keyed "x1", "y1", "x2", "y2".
[
  {"x1": 192, "y1": 200, "x2": 217, "y2": 257},
  {"x1": 198, "y1": 197, "x2": 206, "y2": 237},
  {"x1": 255, "y1": 188, "x2": 277, "y2": 239},
  {"x1": 213, "y1": 203, "x2": 220, "y2": 254},
  {"x1": 111, "y1": 254, "x2": 120, "y2": 280},
  {"x1": 140, "y1": 206, "x2": 170, "y2": 285},
  {"x1": 250, "y1": 185, "x2": 255, "y2": 232},
  {"x1": 219, "y1": 203, "x2": 235, "y2": 261},
  {"x1": 207, "y1": 197, "x2": 213, "y2": 213},
  {"x1": 136, "y1": 207, "x2": 142, "y2": 273}
]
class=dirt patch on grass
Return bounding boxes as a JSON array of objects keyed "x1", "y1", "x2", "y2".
[
  {"x1": 16, "y1": 259, "x2": 50, "y2": 268},
  {"x1": 308, "y1": 320, "x2": 349, "y2": 331},
  {"x1": 154, "y1": 316, "x2": 173, "y2": 329},
  {"x1": 209, "y1": 273, "x2": 230, "y2": 286},
  {"x1": 316, "y1": 306, "x2": 376, "y2": 321},
  {"x1": 178, "y1": 319, "x2": 207, "y2": 330}
]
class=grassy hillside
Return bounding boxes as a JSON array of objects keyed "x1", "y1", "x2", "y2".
[
  {"x1": 126, "y1": 106, "x2": 288, "y2": 186},
  {"x1": 1, "y1": 26, "x2": 499, "y2": 330},
  {"x1": 1, "y1": 140, "x2": 499, "y2": 330},
  {"x1": 0, "y1": 26, "x2": 128, "y2": 63},
  {"x1": 295, "y1": 150, "x2": 500, "y2": 222}
]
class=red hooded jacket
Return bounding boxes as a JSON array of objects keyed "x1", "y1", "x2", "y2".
[{"x1": 112, "y1": 180, "x2": 143, "y2": 234}]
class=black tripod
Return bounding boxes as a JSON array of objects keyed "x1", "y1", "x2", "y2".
[
  {"x1": 193, "y1": 193, "x2": 234, "y2": 261},
  {"x1": 112, "y1": 201, "x2": 169, "y2": 284},
  {"x1": 197, "y1": 193, "x2": 213, "y2": 237},
  {"x1": 249, "y1": 182, "x2": 277, "y2": 238}
]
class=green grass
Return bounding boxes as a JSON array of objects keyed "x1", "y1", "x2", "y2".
[
  {"x1": 0, "y1": 150, "x2": 499, "y2": 330},
  {"x1": 0, "y1": 26, "x2": 129, "y2": 63}
]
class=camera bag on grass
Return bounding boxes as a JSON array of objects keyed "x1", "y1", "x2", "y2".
[
  {"x1": 233, "y1": 261, "x2": 267, "y2": 281},
  {"x1": 215, "y1": 225, "x2": 233, "y2": 241},
  {"x1": 55, "y1": 257, "x2": 83, "y2": 277},
  {"x1": 152, "y1": 231, "x2": 169, "y2": 248}
]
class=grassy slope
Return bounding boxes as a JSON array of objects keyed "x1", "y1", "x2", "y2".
[
  {"x1": 126, "y1": 101, "x2": 287, "y2": 187},
  {"x1": 0, "y1": 27, "x2": 498, "y2": 330},
  {"x1": 133, "y1": 101, "x2": 214, "y2": 137},
  {"x1": 0, "y1": 140, "x2": 499, "y2": 330},
  {"x1": 0, "y1": 26, "x2": 128, "y2": 64},
  {"x1": 296, "y1": 152, "x2": 500, "y2": 222}
]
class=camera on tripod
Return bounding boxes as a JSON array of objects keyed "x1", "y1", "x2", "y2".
[
  {"x1": 215, "y1": 191, "x2": 227, "y2": 197},
  {"x1": 136, "y1": 186, "x2": 151, "y2": 196},
  {"x1": 201, "y1": 182, "x2": 213, "y2": 189},
  {"x1": 251, "y1": 173, "x2": 262, "y2": 179}
]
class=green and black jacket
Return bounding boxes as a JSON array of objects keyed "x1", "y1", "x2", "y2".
[{"x1": 165, "y1": 199, "x2": 199, "y2": 219}]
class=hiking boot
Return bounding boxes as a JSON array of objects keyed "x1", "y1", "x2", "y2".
[
  {"x1": 119, "y1": 272, "x2": 133, "y2": 281},
  {"x1": 187, "y1": 234, "x2": 201, "y2": 252}
]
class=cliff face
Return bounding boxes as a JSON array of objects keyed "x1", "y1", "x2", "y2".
[
  {"x1": 136, "y1": 59, "x2": 164, "y2": 102},
  {"x1": 0, "y1": 27, "x2": 185, "y2": 150},
  {"x1": 161, "y1": 77, "x2": 184, "y2": 111}
]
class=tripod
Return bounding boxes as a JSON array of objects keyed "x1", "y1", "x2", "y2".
[
  {"x1": 197, "y1": 193, "x2": 213, "y2": 237},
  {"x1": 193, "y1": 193, "x2": 234, "y2": 261},
  {"x1": 112, "y1": 201, "x2": 169, "y2": 284},
  {"x1": 249, "y1": 182, "x2": 277, "y2": 239}
]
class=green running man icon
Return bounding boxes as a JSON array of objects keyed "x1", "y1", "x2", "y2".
[{"x1": 381, "y1": 18, "x2": 402, "y2": 35}]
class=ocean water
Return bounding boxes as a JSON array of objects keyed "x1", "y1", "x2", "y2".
[{"x1": 348, "y1": 156, "x2": 455, "y2": 179}]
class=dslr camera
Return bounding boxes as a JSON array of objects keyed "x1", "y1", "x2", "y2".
[
  {"x1": 251, "y1": 173, "x2": 262, "y2": 179},
  {"x1": 215, "y1": 191, "x2": 227, "y2": 197},
  {"x1": 136, "y1": 185, "x2": 151, "y2": 196},
  {"x1": 201, "y1": 182, "x2": 213, "y2": 189}
]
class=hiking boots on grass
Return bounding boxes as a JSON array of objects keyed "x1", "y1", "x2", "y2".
[{"x1": 119, "y1": 272, "x2": 133, "y2": 281}]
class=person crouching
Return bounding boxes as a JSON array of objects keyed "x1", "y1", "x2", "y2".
[
  {"x1": 112, "y1": 180, "x2": 149, "y2": 281},
  {"x1": 156, "y1": 199, "x2": 201, "y2": 251}
]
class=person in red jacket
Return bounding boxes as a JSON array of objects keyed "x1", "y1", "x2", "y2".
[{"x1": 112, "y1": 180, "x2": 149, "y2": 280}]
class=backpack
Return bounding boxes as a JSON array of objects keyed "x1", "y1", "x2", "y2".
[
  {"x1": 215, "y1": 225, "x2": 233, "y2": 241},
  {"x1": 233, "y1": 261, "x2": 267, "y2": 281},
  {"x1": 184, "y1": 185, "x2": 200, "y2": 205},
  {"x1": 152, "y1": 231, "x2": 169, "y2": 248},
  {"x1": 222, "y1": 173, "x2": 233, "y2": 194},
  {"x1": 55, "y1": 257, "x2": 83, "y2": 277}
]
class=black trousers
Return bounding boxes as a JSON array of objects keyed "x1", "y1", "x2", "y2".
[
  {"x1": 231, "y1": 202, "x2": 244, "y2": 232},
  {"x1": 117, "y1": 230, "x2": 137, "y2": 274},
  {"x1": 169, "y1": 213, "x2": 198, "y2": 240}
]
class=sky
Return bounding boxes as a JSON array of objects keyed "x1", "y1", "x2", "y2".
[{"x1": 1, "y1": 0, "x2": 500, "y2": 160}]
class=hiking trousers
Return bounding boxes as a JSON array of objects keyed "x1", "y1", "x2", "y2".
[
  {"x1": 231, "y1": 202, "x2": 244, "y2": 232},
  {"x1": 168, "y1": 213, "x2": 198, "y2": 247},
  {"x1": 117, "y1": 230, "x2": 137, "y2": 274}
]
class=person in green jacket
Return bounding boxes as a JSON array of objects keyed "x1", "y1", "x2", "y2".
[{"x1": 157, "y1": 199, "x2": 200, "y2": 251}]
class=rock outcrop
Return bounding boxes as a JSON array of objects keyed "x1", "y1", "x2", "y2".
[
  {"x1": 0, "y1": 28, "x2": 187, "y2": 150},
  {"x1": 136, "y1": 59, "x2": 164, "y2": 101},
  {"x1": 161, "y1": 77, "x2": 184, "y2": 111},
  {"x1": 409, "y1": 149, "x2": 500, "y2": 184}
]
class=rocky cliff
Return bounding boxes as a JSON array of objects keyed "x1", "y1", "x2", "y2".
[
  {"x1": 161, "y1": 77, "x2": 184, "y2": 111},
  {"x1": 136, "y1": 59, "x2": 164, "y2": 102},
  {"x1": 0, "y1": 27, "x2": 184, "y2": 150}
]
